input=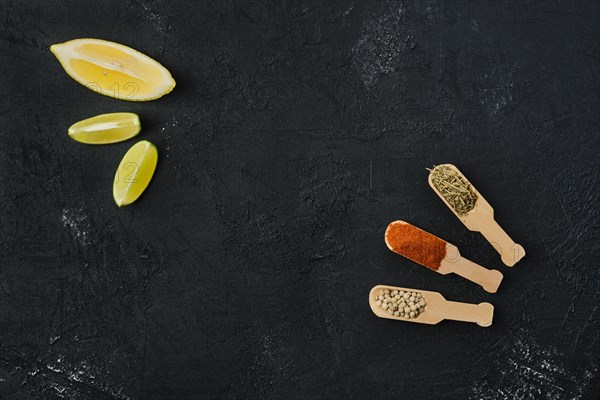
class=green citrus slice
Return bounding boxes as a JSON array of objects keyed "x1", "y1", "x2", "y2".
[
  {"x1": 113, "y1": 140, "x2": 158, "y2": 207},
  {"x1": 68, "y1": 112, "x2": 141, "y2": 144}
]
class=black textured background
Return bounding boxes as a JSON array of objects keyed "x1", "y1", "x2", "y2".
[{"x1": 1, "y1": 1, "x2": 599, "y2": 399}]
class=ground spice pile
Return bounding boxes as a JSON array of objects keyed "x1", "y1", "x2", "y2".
[
  {"x1": 428, "y1": 165, "x2": 478, "y2": 215},
  {"x1": 374, "y1": 288, "x2": 426, "y2": 319},
  {"x1": 385, "y1": 221, "x2": 447, "y2": 270}
]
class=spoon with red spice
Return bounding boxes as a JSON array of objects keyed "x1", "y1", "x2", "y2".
[
  {"x1": 369, "y1": 285, "x2": 494, "y2": 327},
  {"x1": 385, "y1": 221, "x2": 503, "y2": 293}
]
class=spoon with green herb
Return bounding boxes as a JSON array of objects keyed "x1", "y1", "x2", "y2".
[{"x1": 428, "y1": 164, "x2": 525, "y2": 267}]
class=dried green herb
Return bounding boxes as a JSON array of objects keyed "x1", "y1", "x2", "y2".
[{"x1": 428, "y1": 165, "x2": 478, "y2": 215}]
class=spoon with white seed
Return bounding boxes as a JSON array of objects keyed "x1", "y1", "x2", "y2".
[{"x1": 369, "y1": 285, "x2": 494, "y2": 327}]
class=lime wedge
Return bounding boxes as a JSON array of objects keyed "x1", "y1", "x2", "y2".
[
  {"x1": 68, "y1": 112, "x2": 141, "y2": 144},
  {"x1": 113, "y1": 140, "x2": 158, "y2": 207}
]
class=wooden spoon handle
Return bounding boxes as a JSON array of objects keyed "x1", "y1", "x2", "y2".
[
  {"x1": 477, "y1": 216, "x2": 525, "y2": 267},
  {"x1": 444, "y1": 257, "x2": 503, "y2": 293},
  {"x1": 441, "y1": 301, "x2": 494, "y2": 327}
]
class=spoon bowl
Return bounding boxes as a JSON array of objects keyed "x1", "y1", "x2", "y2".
[
  {"x1": 428, "y1": 164, "x2": 525, "y2": 266},
  {"x1": 369, "y1": 285, "x2": 494, "y2": 327}
]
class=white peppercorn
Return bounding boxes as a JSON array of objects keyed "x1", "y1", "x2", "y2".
[{"x1": 375, "y1": 289, "x2": 427, "y2": 320}]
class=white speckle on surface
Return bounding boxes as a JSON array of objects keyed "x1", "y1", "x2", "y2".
[
  {"x1": 424, "y1": 0, "x2": 439, "y2": 20},
  {"x1": 45, "y1": 356, "x2": 130, "y2": 400},
  {"x1": 470, "y1": 331, "x2": 598, "y2": 400},
  {"x1": 352, "y1": 4, "x2": 416, "y2": 88},
  {"x1": 49, "y1": 382, "x2": 67, "y2": 396},
  {"x1": 478, "y1": 69, "x2": 514, "y2": 116},
  {"x1": 160, "y1": 117, "x2": 179, "y2": 158},
  {"x1": 130, "y1": 0, "x2": 167, "y2": 34},
  {"x1": 481, "y1": 87, "x2": 512, "y2": 116},
  {"x1": 46, "y1": 364, "x2": 63, "y2": 373},
  {"x1": 261, "y1": 335, "x2": 273, "y2": 358},
  {"x1": 61, "y1": 208, "x2": 91, "y2": 246}
]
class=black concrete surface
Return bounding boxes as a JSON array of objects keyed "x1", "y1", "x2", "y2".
[{"x1": 1, "y1": 1, "x2": 599, "y2": 399}]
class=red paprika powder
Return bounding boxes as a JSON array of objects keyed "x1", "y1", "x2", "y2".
[{"x1": 385, "y1": 221, "x2": 447, "y2": 270}]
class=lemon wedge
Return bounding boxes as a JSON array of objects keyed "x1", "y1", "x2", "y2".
[
  {"x1": 68, "y1": 112, "x2": 141, "y2": 144},
  {"x1": 113, "y1": 141, "x2": 158, "y2": 207},
  {"x1": 50, "y1": 38, "x2": 176, "y2": 101}
]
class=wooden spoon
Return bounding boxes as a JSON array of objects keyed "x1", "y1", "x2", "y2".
[
  {"x1": 369, "y1": 285, "x2": 494, "y2": 327},
  {"x1": 428, "y1": 164, "x2": 525, "y2": 267},
  {"x1": 385, "y1": 221, "x2": 503, "y2": 293}
]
